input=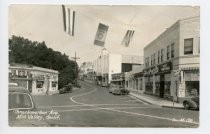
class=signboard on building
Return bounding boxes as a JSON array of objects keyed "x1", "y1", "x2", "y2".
[
  {"x1": 143, "y1": 62, "x2": 172, "y2": 76},
  {"x1": 158, "y1": 62, "x2": 172, "y2": 73}
]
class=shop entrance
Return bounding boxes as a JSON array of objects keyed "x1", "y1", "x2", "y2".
[{"x1": 160, "y1": 75, "x2": 165, "y2": 98}]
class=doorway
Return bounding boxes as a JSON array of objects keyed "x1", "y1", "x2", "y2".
[{"x1": 160, "y1": 75, "x2": 165, "y2": 98}]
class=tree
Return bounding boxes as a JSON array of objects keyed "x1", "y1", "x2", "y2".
[{"x1": 9, "y1": 35, "x2": 78, "y2": 88}]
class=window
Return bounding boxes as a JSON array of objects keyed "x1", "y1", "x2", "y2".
[
  {"x1": 158, "y1": 51, "x2": 160, "y2": 64},
  {"x1": 145, "y1": 57, "x2": 150, "y2": 68},
  {"x1": 36, "y1": 81, "x2": 44, "y2": 88},
  {"x1": 52, "y1": 81, "x2": 57, "y2": 88},
  {"x1": 171, "y1": 43, "x2": 175, "y2": 58},
  {"x1": 151, "y1": 55, "x2": 153, "y2": 66},
  {"x1": 184, "y1": 38, "x2": 193, "y2": 55},
  {"x1": 153, "y1": 53, "x2": 156, "y2": 65},
  {"x1": 167, "y1": 45, "x2": 170, "y2": 60},
  {"x1": 161, "y1": 49, "x2": 164, "y2": 62}
]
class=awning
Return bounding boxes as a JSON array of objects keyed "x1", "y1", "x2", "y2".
[{"x1": 180, "y1": 66, "x2": 199, "y2": 70}]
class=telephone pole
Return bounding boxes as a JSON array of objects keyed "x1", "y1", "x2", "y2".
[{"x1": 71, "y1": 52, "x2": 80, "y2": 85}]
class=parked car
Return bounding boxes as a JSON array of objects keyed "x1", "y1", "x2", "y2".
[
  {"x1": 183, "y1": 96, "x2": 199, "y2": 110},
  {"x1": 59, "y1": 84, "x2": 73, "y2": 94},
  {"x1": 108, "y1": 83, "x2": 119, "y2": 93},
  {"x1": 9, "y1": 85, "x2": 49, "y2": 126},
  {"x1": 112, "y1": 86, "x2": 129, "y2": 95}
]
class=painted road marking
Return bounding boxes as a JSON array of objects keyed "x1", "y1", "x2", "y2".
[
  {"x1": 67, "y1": 82, "x2": 198, "y2": 125},
  {"x1": 37, "y1": 103, "x2": 142, "y2": 108}
]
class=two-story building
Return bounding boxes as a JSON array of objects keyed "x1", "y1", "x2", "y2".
[{"x1": 143, "y1": 16, "x2": 199, "y2": 102}]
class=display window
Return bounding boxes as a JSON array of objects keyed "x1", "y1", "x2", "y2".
[
  {"x1": 51, "y1": 81, "x2": 57, "y2": 88},
  {"x1": 145, "y1": 76, "x2": 153, "y2": 93},
  {"x1": 185, "y1": 81, "x2": 199, "y2": 97},
  {"x1": 36, "y1": 81, "x2": 44, "y2": 88}
]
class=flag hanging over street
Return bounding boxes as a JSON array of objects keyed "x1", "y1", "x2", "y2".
[
  {"x1": 61, "y1": 5, "x2": 75, "y2": 36},
  {"x1": 94, "y1": 23, "x2": 109, "y2": 46},
  {"x1": 121, "y1": 30, "x2": 135, "y2": 47}
]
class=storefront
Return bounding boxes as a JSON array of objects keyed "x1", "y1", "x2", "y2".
[
  {"x1": 143, "y1": 62, "x2": 172, "y2": 99},
  {"x1": 9, "y1": 64, "x2": 59, "y2": 95},
  {"x1": 177, "y1": 67, "x2": 199, "y2": 102}
]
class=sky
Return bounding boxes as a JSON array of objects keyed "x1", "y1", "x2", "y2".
[{"x1": 9, "y1": 5, "x2": 200, "y2": 66}]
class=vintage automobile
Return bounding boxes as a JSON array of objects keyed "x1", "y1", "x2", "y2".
[
  {"x1": 59, "y1": 84, "x2": 73, "y2": 94},
  {"x1": 183, "y1": 96, "x2": 199, "y2": 110},
  {"x1": 9, "y1": 84, "x2": 49, "y2": 126},
  {"x1": 108, "y1": 83, "x2": 119, "y2": 93},
  {"x1": 112, "y1": 87, "x2": 130, "y2": 95}
]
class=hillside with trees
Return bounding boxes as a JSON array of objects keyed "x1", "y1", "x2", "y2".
[{"x1": 9, "y1": 35, "x2": 78, "y2": 89}]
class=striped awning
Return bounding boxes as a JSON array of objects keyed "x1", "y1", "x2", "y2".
[{"x1": 180, "y1": 66, "x2": 199, "y2": 70}]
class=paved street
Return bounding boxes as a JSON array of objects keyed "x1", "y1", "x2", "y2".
[{"x1": 33, "y1": 81, "x2": 199, "y2": 127}]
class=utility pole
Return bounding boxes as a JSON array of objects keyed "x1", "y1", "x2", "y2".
[{"x1": 71, "y1": 52, "x2": 80, "y2": 85}]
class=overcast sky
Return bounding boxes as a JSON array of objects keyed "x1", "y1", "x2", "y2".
[{"x1": 9, "y1": 5, "x2": 200, "y2": 65}]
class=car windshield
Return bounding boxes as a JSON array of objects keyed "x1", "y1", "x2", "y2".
[{"x1": 9, "y1": 92, "x2": 33, "y2": 110}]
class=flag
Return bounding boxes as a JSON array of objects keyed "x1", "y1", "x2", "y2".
[
  {"x1": 121, "y1": 30, "x2": 135, "y2": 47},
  {"x1": 61, "y1": 5, "x2": 75, "y2": 36},
  {"x1": 94, "y1": 23, "x2": 109, "y2": 46}
]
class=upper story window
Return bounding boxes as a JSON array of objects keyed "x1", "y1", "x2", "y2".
[
  {"x1": 184, "y1": 38, "x2": 193, "y2": 55},
  {"x1": 161, "y1": 49, "x2": 164, "y2": 62},
  {"x1": 145, "y1": 57, "x2": 150, "y2": 68},
  {"x1": 171, "y1": 43, "x2": 175, "y2": 58},
  {"x1": 153, "y1": 53, "x2": 156, "y2": 65},
  {"x1": 158, "y1": 50, "x2": 160, "y2": 64},
  {"x1": 151, "y1": 55, "x2": 153, "y2": 66},
  {"x1": 167, "y1": 45, "x2": 170, "y2": 60}
]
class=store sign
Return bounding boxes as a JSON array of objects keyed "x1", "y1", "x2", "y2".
[
  {"x1": 34, "y1": 75, "x2": 45, "y2": 80},
  {"x1": 9, "y1": 69, "x2": 28, "y2": 78},
  {"x1": 159, "y1": 62, "x2": 172, "y2": 73},
  {"x1": 150, "y1": 66, "x2": 159, "y2": 74},
  {"x1": 143, "y1": 62, "x2": 172, "y2": 76}
]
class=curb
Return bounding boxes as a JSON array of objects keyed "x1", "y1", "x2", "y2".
[
  {"x1": 162, "y1": 105, "x2": 184, "y2": 109},
  {"x1": 129, "y1": 93, "x2": 184, "y2": 109},
  {"x1": 128, "y1": 94, "x2": 159, "y2": 106}
]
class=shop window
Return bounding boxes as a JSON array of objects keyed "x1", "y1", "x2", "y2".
[
  {"x1": 145, "y1": 77, "x2": 153, "y2": 93},
  {"x1": 36, "y1": 81, "x2": 44, "y2": 88},
  {"x1": 155, "y1": 75, "x2": 160, "y2": 95},
  {"x1": 164, "y1": 81, "x2": 171, "y2": 96},
  {"x1": 185, "y1": 81, "x2": 199, "y2": 97},
  {"x1": 171, "y1": 43, "x2": 175, "y2": 58},
  {"x1": 184, "y1": 38, "x2": 193, "y2": 55},
  {"x1": 51, "y1": 81, "x2": 57, "y2": 88},
  {"x1": 167, "y1": 45, "x2": 170, "y2": 60}
]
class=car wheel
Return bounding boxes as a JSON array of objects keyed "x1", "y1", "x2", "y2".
[{"x1": 184, "y1": 102, "x2": 190, "y2": 110}]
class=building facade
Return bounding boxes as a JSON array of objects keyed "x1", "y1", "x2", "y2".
[
  {"x1": 93, "y1": 48, "x2": 143, "y2": 87},
  {"x1": 79, "y1": 62, "x2": 94, "y2": 81},
  {"x1": 125, "y1": 66, "x2": 144, "y2": 93},
  {"x1": 143, "y1": 16, "x2": 199, "y2": 102},
  {"x1": 9, "y1": 63, "x2": 59, "y2": 95}
]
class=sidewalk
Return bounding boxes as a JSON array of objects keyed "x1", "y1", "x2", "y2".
[{"x1": 129, "y1": 91, "x2": 184, "y2": 109}]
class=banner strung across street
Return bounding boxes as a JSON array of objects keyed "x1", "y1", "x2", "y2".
[
  {"x1": 62, "y1": 5, "x2": 75, "y2": 36},
  {"x1": 121, "y1": 30, "x2": 135, "y2": 47},
  {"x1": 94, "y1": 23, "x2": 109, "y2": 46}
]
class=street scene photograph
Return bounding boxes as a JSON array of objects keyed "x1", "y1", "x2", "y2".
[{"x1": 8, "y1": 4, "x2": 200, "y2": 127}]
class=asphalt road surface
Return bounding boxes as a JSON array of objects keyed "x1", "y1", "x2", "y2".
[{"x1": 33, "y1": 81, "x2": 199, "y2": 127}]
